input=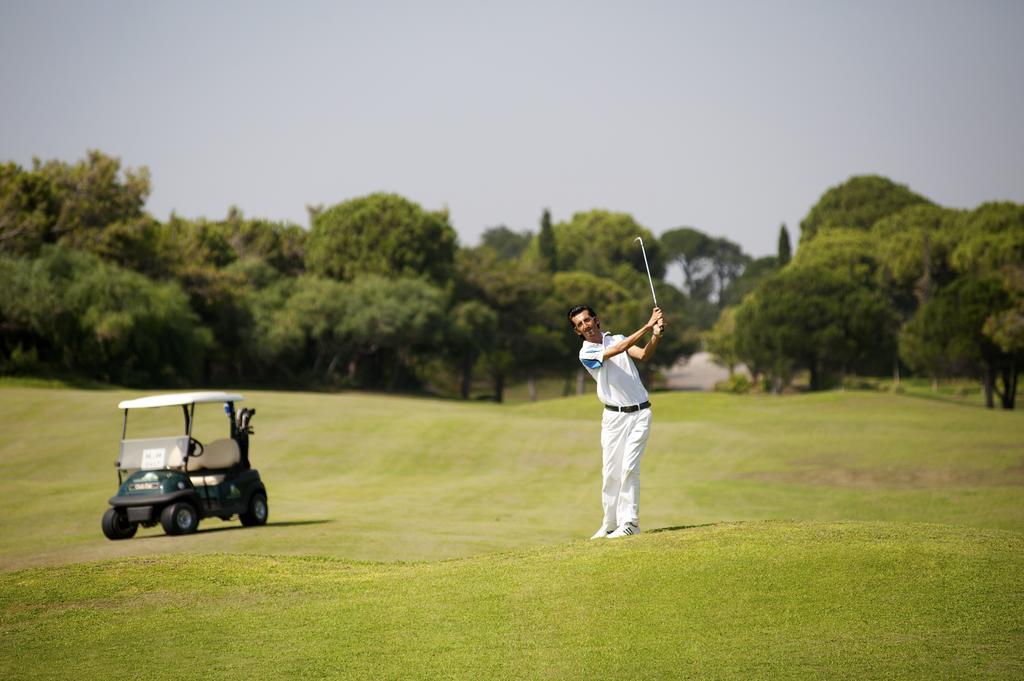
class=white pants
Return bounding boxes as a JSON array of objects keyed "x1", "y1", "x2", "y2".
[{"x1": 600, "y1": 407, "x2": 652, "y2": 529}]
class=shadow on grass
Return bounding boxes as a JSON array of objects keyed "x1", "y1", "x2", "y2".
[
  {"x1": 195, "y1": 519, "x2": 334, "y2": 535},
  {"x1": 134, "y1": 519, "x2": 332, "y2": 539},
  {"x1": 648, "y1": 523, "x2": 721, "y2": 534},
  {"x1": 893, "y1": 389, "x2": 991, "y2": 410}
]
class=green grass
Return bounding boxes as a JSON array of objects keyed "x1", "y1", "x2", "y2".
[
  {"x1": 1, "y1": 387, "x2": 1022, "y2": 568},
  {"x1": 0, "y1": 386, "x2": 1022, "y2": 678},
  {"x1": 1, "y1": 522, "x2": 1020, "y2": 680}
]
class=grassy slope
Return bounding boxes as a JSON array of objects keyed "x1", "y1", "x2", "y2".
[
  {"x1": 1, "y1": 522, "x2": 1021, "y2": 680},
  {"x1": 1, "y1": 387, "x2": 1022, "y2": 679},
  {"x1": 0, "y1": 387, "x2": 1022, "y2": 570}
]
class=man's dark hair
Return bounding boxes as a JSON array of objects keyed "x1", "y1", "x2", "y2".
[{"x1": 567, "y1": 305, "x2": 597, "y2": 332}]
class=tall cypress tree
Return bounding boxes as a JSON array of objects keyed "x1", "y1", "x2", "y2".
[
  {"x1": 538, "y1": 208, "x2": 557, "y2": 272},
  {"x1": 778, "y1": 223, "x2": 792, "y2": 266}
]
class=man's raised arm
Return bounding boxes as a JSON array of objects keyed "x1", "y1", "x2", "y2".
[
  {"x1": 628, "y1": 316, "x2": 665, "y2": 362},
  {"x1": 602, "y1": 308, "x2": 663, "y2": 361}
]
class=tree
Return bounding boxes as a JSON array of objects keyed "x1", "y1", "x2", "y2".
[
  {"x1": 949, "y1": 202, "x2": 1024, "y2": 275},
  {"x1": 787, "y1": 228, "x2": 899, "y2": 379},
  {"x1": 662, "y1": 227, "x2": 750, "y2": 312},
  {"x1": 872, "y1": 204, "x2": 965, "y2": 383},
  {"x1": 454, "y1": 247, "x2": 553, "y2": 402},
  {"x1": 0, "y1": 162, "x2": 57, "y2": 255},
  {"x1": 40, "y1": 150, "x2": 151, "y2": 244},
  {"x1": 257, "y1": 275, "x2": 350, "y2": 383},
  {"x1": 799, "y1": 175, "x2": 932, "y2": 244},
  {"x1": 705, "y1": 307, "x2": 740, "y2": 376},
  {"x1": 218, "y1": 207, "x2": 306, "y2": 276},
  {"x1": 537, "y1": 208, "x2": 557, "y2": 272},
  {"x1": 481, "y1": 225, "x2": 532, "y2": 261},
  {"x1": 337, "y1": 275, "x2": 447, "y2": 390},
  {"x1": 245, "y1": 276, "x2": 305, "y2": 381},
  {"x1": 0, "y1": 244, "x2": 210, "y2": 385},
  {"x1": 249, "y1": 274, "x2": 446, "y2": 389},
  {"x1": 84, "y1": 215, "x2": 168, "y2": 275},
  {"x1": 791, "y1": 228, "x2": 881, "y2": 283},
  {"x1": 446, "y1": 300, "x2": 499, "y2": 399},
  {"x1": 306, "y1": 192, "x2": 457, "y2": 284},
  {"x1": 660, "y1": 226, "x2": 713, "y2": 296},
  {"x1": 982, "y1": 266, "x2": 1024, "y2": 405},
  {"x1": 0, "y1": 151, "x2": 150, "y2": 256},
  {"x1": 161, "y1": 214, "x2": 237, "y2": 271},
  {"x1": 872, "y1": 204, "x2": 963, "y2": 304},
  {"x1": 777, "y1": 223, "x2": 792, "y2": 266},
  {"x1": 719, "y1": 256, "x2": 778, "y2": 309},
  {"x1": 900, "y1": 275, "x2": 1019, "y2": 409},
  {"x1": 948, "y1": 202, "x2": 1024, "y2": 407},
  {"x1": 705, "y1": 237, "x2": 750, "y2": 308},
  {"x1": 552, "y1": 209, "x2": 664, "y2": 279},
  {"x1": 735, "y1": 265, "x2": 896, "y2": 392}
]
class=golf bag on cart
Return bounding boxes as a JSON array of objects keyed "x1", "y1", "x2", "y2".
[{"x1": 233, "y1": 407, "x2": 256, "y2": 469}]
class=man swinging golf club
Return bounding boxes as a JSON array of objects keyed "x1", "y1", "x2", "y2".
[{"x1": 568, "y1": 303, "x2": 665, "y2": 539}]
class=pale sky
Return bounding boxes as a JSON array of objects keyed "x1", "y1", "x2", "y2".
[{"x1": 2, "y1": 0, "x2": 1022, "y2": 258}]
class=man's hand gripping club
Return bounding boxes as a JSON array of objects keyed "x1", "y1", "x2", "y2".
[{"x1": 604, "y1": 307, "x2": 664, "y2": 362}]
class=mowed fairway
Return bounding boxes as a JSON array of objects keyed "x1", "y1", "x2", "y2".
[
  {"x1": 0, "y1": 386, "x2": 1022, "y2": 679},
  {"x1": 1, "y1": 386, "x2": 1021, "y2": 569},
  {"x1": 2, "y1": 523, "x2": 1021, "y2": 680}
]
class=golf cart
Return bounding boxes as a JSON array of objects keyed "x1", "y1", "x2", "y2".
[{"x1": 101, "y1": 391, "x2": 268, "y2": 539}]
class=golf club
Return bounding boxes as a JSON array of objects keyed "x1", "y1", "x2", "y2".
[{"x1": 634, "y1": 236, "x2": 658, "y2": 307}]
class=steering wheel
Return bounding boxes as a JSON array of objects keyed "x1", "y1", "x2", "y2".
[{"x1": 189, "y1": 437, "x2": 205, "y2": 457}]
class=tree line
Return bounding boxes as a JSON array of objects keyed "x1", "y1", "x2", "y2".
[
  {"x1": 0, "y1": 151, "x2": 707, "y2": 399},
  {"x1": 1, "y1": 152, "x2": 1020, "y2": 407},
  {"x1": 706, "y1": 176, "x2": 1023, "y2": 409}
]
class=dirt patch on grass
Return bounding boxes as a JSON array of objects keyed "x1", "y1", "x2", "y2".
[{"x1": 736, "y1": 456, "x2": 1024, "y2": 489}]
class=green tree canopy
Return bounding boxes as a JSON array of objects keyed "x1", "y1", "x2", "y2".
[
  {"x1": 250, "y1": 273, "x2": 446, "y2": 389},
  {"x1": 777, "y1": 224, "x2": 792, "y2": 266},
  {"x1": 306, "y1": 193, "x2": 457, "y2": 284},
  {"x1": 950, "y1": 202, "x2": 1024, "y2": 274},
  {"x1": 661, "y1": 226, "x2": 749, "y2": 309},
  {"x1": 872, "y1": 204, "x2": 963, "y2": 292},
  {"x1": 1, "y1": 151, "x2": 150, "y2": 256},
  {"x1": 480, "y1": 225, "x2": 532, "y2": 261},
  {"x1": 791, "y1": 227, "x2": 881, "y2": 285},
  {"x1": 659, "y1": 226, "x2": 712, "y2": 296},
  {"x1": 900, "y1": 274, "x2": 1019, "y2": 408},
  {"x1": 705, "y1": 306, "x2": 741, "y2": 374},
  {"x1": 455, "y1": 246, "x2": 553, "y2": 401},
  {"x1": 0, "y1": 161, "x2": 57, "y2": 255},
  {"x1": 800, "y1": 175, "x2": 932, "y2": 244},
  {"x1": 735, "y1": 265, "x2": 896, "y2": 391},
  {"x1": 445, "y1": 299, "x2": 499, "y2": 399},
  {"x1": 537, "y1": 208, "x2": 557, "y2": 272},
  {"x1": 218, "y1": 207, "x2": 307, "y2": 276},
  {"x1": 719, "y1": 256, "x2": 778, "y2": 309},
  {"x1": 552, "y1": 209, "x2": 664, "y2": 279},
  {"x1": 0, "y1": 244, "x2": 209, "y2": 384}
]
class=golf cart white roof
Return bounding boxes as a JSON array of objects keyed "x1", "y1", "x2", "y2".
[{"x1": 117, "y1": 391, "x2": 245, "y2": 410}]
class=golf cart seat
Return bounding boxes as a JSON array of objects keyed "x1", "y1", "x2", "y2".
[{"x1": 187, "y1": 438, "x2": 241, "y2": 486}]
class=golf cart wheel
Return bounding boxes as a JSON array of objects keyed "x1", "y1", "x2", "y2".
[
  {"x1": 101, "y1": 508, "x2": 138, "y2": 540},
  {"x1": 239, "y1": 491, "x2": 268, "y2": 527},
  {"x1": 160, "y1": 502, "x2": 199, "y2": 535}
]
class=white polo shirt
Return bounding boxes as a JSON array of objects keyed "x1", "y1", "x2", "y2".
[{"x1": 579, "y1": 332, "x2": 650, "y2": 407}]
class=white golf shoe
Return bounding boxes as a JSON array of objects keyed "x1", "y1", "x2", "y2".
[
  {"x1": 590, "y1": 526, "x2": 613, "y2": 540},
  {"x1": 607, "y1": 522, "x2": 640, "y2": 538}
]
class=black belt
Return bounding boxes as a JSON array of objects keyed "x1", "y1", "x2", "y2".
[{"x1": 605, "y1": 401, "x2": 650, "y2": 413}]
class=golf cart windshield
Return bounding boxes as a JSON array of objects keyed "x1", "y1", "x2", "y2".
[
  {"x1": 116, "y1": 392, "x2": 244, "y2": 473},
  {"x1": 119, "y1": 436, "x2": 189, "y2": 471}
]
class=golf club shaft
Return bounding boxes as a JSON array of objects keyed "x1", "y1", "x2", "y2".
[{"x1": 635, "y1": 237, "x2": 658, "y2": 307}]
